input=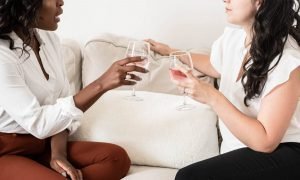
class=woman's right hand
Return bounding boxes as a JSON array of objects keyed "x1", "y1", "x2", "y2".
[
  {"x1": 50, "y1": 155, "x2": 83, "y2": 180},
  {"x1": 96, "y1": 56, "x2": 148, "y2": 92},
  {"x1": 145, "y1": 39, "x2": 175, "y2": 56}
]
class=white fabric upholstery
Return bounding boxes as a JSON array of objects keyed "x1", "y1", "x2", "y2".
[
  {"x1": 122, "y1": 166, "x2": 177, "y2": 180},
  {"x1": 82, "y1": 33, "x2": 213, "y2": 95},
  {"x1": 61, "y1": 38, "x2": 180, "y2": 179},
  {"x1": 61, "y1": 39, "x2": 82, "y2": 94},
  {"x1": 70, "y1": 90, "x2": 219, "y2": 169},
  {"x1": 61, "y1": 36, "x2": 219, "y2": 178}
]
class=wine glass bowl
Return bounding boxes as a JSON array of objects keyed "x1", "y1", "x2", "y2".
[
  {"x1": 169, "y1": 68, "x2": 188, "y2": 81},
  {"x1": 169, "y1": 51, "x2": 195, "y2": 111},
  {"x1": 124, "y1": 41, "x2": 150, "y2": 101}
]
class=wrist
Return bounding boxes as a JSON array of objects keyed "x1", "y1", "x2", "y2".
[
  {"x1": 168, "y1": 48, "x2": 178, "y2": 55},
  {"x1": 95, "y1": 79, "x2": 107, "y2": 93},
  {"x1": 51, "y1": 144, "x2": 67, "y2": 158},
  {"x1": 50, "y1": 130, "x2": 68, "y2": 159},
  {"x1": 207, "y1": 88, "x2": 222, "y2": 108},
  {"x1": 51, "y1": 151, "x2": 67, "y2": 159}
]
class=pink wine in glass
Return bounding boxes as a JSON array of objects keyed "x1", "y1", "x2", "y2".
[{"x1": 169, "y1": 68, "x2": 187, "y2": 81}]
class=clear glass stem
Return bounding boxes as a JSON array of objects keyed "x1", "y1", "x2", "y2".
[
  {"x1": 183, "y1": 93, "x2": 187, "y2": 106},
  {"x1": 176, "y1": 90, "x2": 195, "y2": 111},
  {"x1": 132, "y1": 86, "x2": 136, "y2": 97}
]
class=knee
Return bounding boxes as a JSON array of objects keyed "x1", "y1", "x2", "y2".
[
  {"x1": 175, "y1": 167, "x2": 192, "y2": 180},
  {"x1": 105, "y1": 144, "x2": 131, "y2": 175},
  {"x1": 175, "y1": 165, "x2": 214, "y2": 180}
]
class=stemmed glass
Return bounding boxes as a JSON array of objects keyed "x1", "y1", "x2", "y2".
[
  {"x1": 169, "y1": 51, "x2": 195, "y2": 111},
  {"x1": 124, "y1": 41, "x2": 150, "y2": 101}
]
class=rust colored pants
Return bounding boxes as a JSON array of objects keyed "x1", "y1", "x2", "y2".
[{"x1": 0, "y1": 133, "x2": 131, "y2": 180}]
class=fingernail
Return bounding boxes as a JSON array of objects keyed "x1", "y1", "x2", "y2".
[{"x1": 61, "y1": 172, "x2": 67, "y2": 177}]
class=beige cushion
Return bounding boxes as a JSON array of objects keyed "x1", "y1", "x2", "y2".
[
  {"x1": 82, "y1": 33, "x2": 213, "y2": 95},
  {"x1": 70, "y1": 90, "x2": 219, "y2": 169},
  {"x1": 122, "y1": 165, "x2": 177, "y2": 180},
  {"x1": 61, "y1": 39, "x2": 82, "y2": 94}
]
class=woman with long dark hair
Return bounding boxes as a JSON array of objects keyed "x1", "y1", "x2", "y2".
[
  {"x1": 148, "y1": 0, "x2": 300, "y2": 179},
  {"x1": 0, "y1": 0, "x2": 147, "y2": 179}
]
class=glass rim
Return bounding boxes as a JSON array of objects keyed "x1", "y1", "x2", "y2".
[
  {"x1": 127, "y1": 40, "x2": 150, "y2": 45},
  {"x1": 169, "y1": 50, "x2": 190, "y2": 56}
]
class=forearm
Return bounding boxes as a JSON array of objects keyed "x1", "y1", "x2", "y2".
[
  {"x1": 209, "y1": 91, "x2": 275, "y2": 152},
  {"x1": 73, "y1": 79, "x2": 105, "y2": 112},
  {"x1": 73, "y1": 57, "x2": 147, "y2": 112},
  {"x1": 147, "y1": 40, "x2": 219, "y2": 78},
  {"x1": 190, "y1": 53, "x2": 220, "y2": 78},
  {"x1": 51, "y1": 130, "x2": 69, "y2": 157},
  {"x1": 175, "y1": 51, "x2": 219, "y2": 78}
]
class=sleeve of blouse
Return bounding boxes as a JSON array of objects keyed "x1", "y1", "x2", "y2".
[
  {"x1": 59, "y1": 69, "x2": 82, "y2": 136},
  {"x1": 261, "y1": 49, "x2": 300, "y2": 98},
  {"x1": 0, "y1": 48, "x2": 82, "y2": 139},
  {"x1": 210, "y1": 28, "x2": 228, "y2": 75}
]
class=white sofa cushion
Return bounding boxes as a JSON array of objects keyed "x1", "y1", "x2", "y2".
[
  {"x1": 122, "y1": 166, "x2": 177, "y2": 180},
  {"x1": 70, "y1": 90, "x2": 219, "y2": 169},
  {"x1": 61, "y1": 39, "x2": 82, "y2": 94},
  {"x1": 82, "y1": 33, "x2": 213, "y2": 95}
]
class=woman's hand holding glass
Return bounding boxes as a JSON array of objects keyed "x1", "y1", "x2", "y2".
[
  {"x1": 124, "y1": 41, "x2": 150, "y2": 101},
  {"x1": 169, "y1": 51, "x2": 195, "y2": 111},
  {"x1": 174, "y1": 65, "x2": 217, "y2": 106},
  {"x1": 96, "y1": 57, "x2": 148, "y2": 93}
]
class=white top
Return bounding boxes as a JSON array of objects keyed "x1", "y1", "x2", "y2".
[
  {"x1": 210, "y1": 27, "x2": 300, "y2": 154},
  {"x1": 0, "y1": 29, "x2": 83, "y2": 139}
]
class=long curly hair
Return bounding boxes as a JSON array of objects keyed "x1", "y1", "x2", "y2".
[
  {"x1": 0, "y1": 0, "x2": 42, "y2": 51},
  {"x1": 242, "y1": 0, "x2": 300, "y2": 106}
]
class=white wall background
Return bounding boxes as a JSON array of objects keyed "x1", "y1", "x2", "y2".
[{"x1": 57, "y1": 0, "x2": 227, "y2": 50}]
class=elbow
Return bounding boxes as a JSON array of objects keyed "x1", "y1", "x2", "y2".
[
  {"x1": 30, "y1": 129, "x2": 53, "y2": 139},
  {"x1": 31, "y1": 133, "x2": 49, "y2": 140},
  {"x1": 250, "y1": 142, "x2": 279, "y2": 154},
  {"x1": 253, "y1": 147, "x2": 276, "y2": 154}
]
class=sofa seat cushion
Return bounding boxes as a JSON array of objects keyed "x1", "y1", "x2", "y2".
[
  {"x1": 70, "y1": 90, "x2": 219, "y2": 169},
  {"x1": 122, "y1": 165, "x2": 177, "y2": 180}
]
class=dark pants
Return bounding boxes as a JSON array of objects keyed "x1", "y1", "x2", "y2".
[
  {"x1": 175, "y1": 143, "x2": 300, "y2": 180},
  {"x1": 0, "y1": 133, "x2": 131, "y2": 180}
]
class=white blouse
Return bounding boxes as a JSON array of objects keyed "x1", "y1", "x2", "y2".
[
  {"x1": 0, "y1": 29, "x2": 83, "y2": 139},
  {"x1": 210, "y1": 27, "x2": 300, "y2": 154}
]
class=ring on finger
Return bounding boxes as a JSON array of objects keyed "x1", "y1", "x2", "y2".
[
  {"x1": 184, "y1": 88, "x2": 190, "y2": 95},
  {"x1": 61, "y1": 172, "x2": 67, "y2": 177},
  {"x1": 125, "y1": 74, "x2": 132, "y2": 80}
]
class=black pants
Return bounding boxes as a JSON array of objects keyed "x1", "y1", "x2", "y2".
[{"x1": 175, "y1": 143, "x2": 300, "y2": 180}]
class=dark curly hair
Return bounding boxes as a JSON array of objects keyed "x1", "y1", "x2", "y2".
[
  {"x1": 0, "y1": 0, "x2": 42, "y2": 51},
  {"x1": 242, "y1": 0, "x2": 300, "y2": 106}
]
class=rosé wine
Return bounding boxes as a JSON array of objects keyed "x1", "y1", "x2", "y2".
[{"x1": 169, "y1": 68, "x2": 187, "y2": 81}]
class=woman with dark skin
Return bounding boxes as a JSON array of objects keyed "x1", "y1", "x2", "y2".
[
  {"x1": 147, "y1": 0, "x2": 300, "y2": 179},
  {"x1": 0, "y1": 0, "x2": 147, "y2": 179}
]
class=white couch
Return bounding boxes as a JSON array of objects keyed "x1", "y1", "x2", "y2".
[{"x1": 61, "y1": 34, "x2": 220, "y2": 179}]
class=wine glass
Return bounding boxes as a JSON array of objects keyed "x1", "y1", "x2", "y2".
[
  {"x1": 169, "y1": 51, "x2": 195, "y2": 111},
  {"x1": 124, "y1": 41, "x2": 150, "y2": 101}
]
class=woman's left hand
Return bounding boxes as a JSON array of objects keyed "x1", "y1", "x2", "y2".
[
  {"x1": 176, "y1": 70, "x2": 217, "y2": 106},
  {"x1": 50, "y1": 155, "x2": 83, "y2": 180},
  {"x1": 145, "y1": 39, "x2": 175, "y2": 56}
]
